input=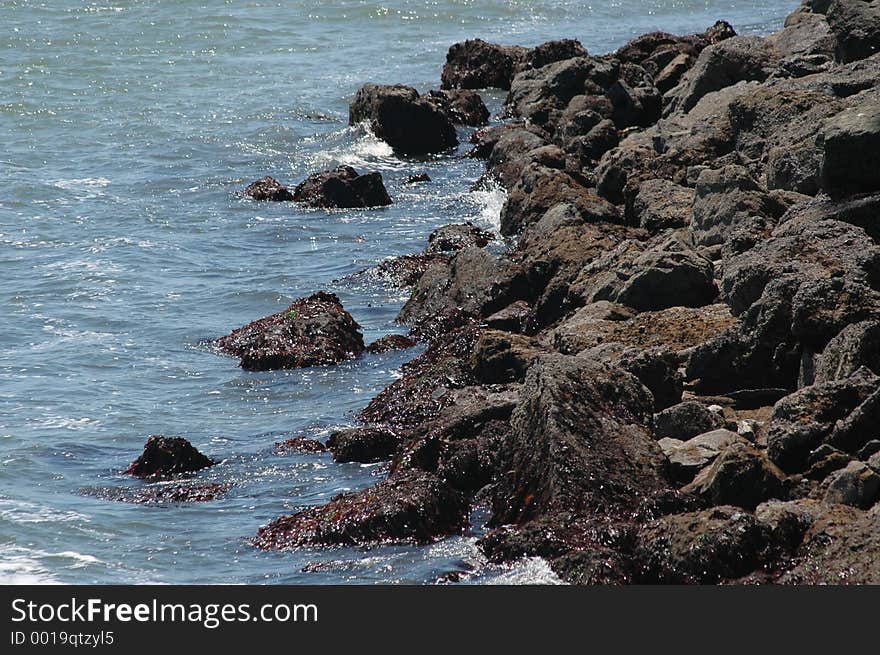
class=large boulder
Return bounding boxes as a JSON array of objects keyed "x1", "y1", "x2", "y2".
[
  {"x1": 826, "y1": 0, "x2": 880, "y2": 63},
  {"x1": 126, "y1": 436, "x2": 215, "y2": 480},
  {"x1": 659, "y1": 429, "x2": 746, "y2": 484},
  {"x1": 253, "y1": 470, "x2": 468, "y2": 549},
  {"x1": 244, "y1": 176, "x2": 294, "y2": 201},
  {"x1": 821, "y1": 101, "x2": 880, "y2": 197},
  {"x1": 293, "y1": 166, "x2": 392, "y2": 208},
  {"x1": 440, "y1": 39, "x2": 528, "y2": 90},
  {"x1": 490, "y1": 354, "x2": 668, "y2": 525},
  {"x1": 682, "y1": 442, "x2": 787, "y2": 508},
  {"x1": 349, "y1": 84, "x2": 458, "y2": 155},
  {"x1": 424, "y1": 89, "x2": 490, "y2": 126},
  {"x1": 653, "y1": 401, "x2": 725, "y2": 441},
  {"x1": 626, "y1": 178, "x2": 695, "y2": 232},
  {"x1": 822, "y1": 461, "x2": 880, "y2": 508},
  {"x1": 327, "y1": 427, "x2": 400, "y2": 464},
  {"x1": 216, "y1": 291, "x2": 365, "y2": 371},
  {"x1": 815, "y1": 320, "x2": 880, "y2": 382}
]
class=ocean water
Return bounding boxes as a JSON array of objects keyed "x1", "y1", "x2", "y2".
[{"x1": 0, "y1": 0, "x2": 798, "y2": 585}]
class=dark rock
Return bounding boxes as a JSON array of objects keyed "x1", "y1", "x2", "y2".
[
  {"x1": 527, "y1": 39, "x2": 589, "y2": 69},
  {"x1": 653, "y1": 401, "x2": 725, "y2": 441},
  {"x1": 244, "y1": 176, "x2": 294, "y2": 201},
  {"x1": 484, "y1": 300, "x2": 532, "y2": 333},
  {"x1": 478, "y1": 520, "x2": 571, "y2": 563},
  {"x1": 670, "y1": 36, "x2": 779, "y2": 113},
  {"x1": 293, "y1": 166, "x2": 392, "y2": 209},
  {"x1": 570, "y1": 232, "x2": 718, "y2": 312},
  {"x1": 327, "y1": 427, "x2": 400, "y2": 464},
  {"x1": 682, "y1": 441, "x2": 787, "y2": 508},
  {"x1": 404, "y1": 172, "x2": 431, "y2": 184},
  {"x1": 441, "y1": 39, "x2": 529, "y2": 90},
  {"x1": 470, "y1": 330, "x2": 539, "y2": 384},
  {"x1": 500, "y1": 164, "x2": 621, "y2": 236},
  {"x1": 126, "y1": 436, "x2": 215, "y2": 480},
  {"x1": 608, "y1": 78, "x2": 661, "y2": 129},
  {"x1": 490, "y1": 354, "x2": 667, "y2": 525},
  {"x1": 822, "y1": 461, "x2": 880, "y2": 507},
  {"x1": 826, "y1": 387, "x2": 880, "y2": 453},
  {"x1": 659, "y1": 429, "x2": 747, "y2": 484},
  {"x1": 613, "y1": 347, "x2": 684, "y2": 411},
  {"x1": 821, "y1": 101, "x2": 880, "y2": 197},
  {"x1": 349, "y1": 84, "x2": 457, "y2": 155},
  {"x1": 274, "y1": 437, "x2": 327, "y2": 454},
  {"x1": 425, "y1": 89, "x2": 490, "y2": 126},
  {"x1": 766, "y1": 368, "x2": 879, "y2": 472},
  {"x1": 365, "y1": 334, "x2": 418, "y2": 354},
  {"x1": 859, "y1": 439, "x2": 880, "y2": 460},
  {"x1": 253, "y1": 470, "x2": 468, "y2": 549},
  {"x1": 564, "y1": 119, "x2": 619, "y2": 163},
  {"x1": 485, "y1": 126, "x2": 550, "y2": 188},
  {"x1": 826, "y1": 0, "x2": 880, "y2": 63},
  {"x1": 635, "y1": 506, "x2": 778, "y2": 583},
  {"x1": 425, "y1": 223, "x2": 494, "y2": 254},
  {"x1": 804, "y1": 444, "x2": 852, "y2": 480},
  {"x1": 626, "y1": 179, "x2": 694, "y2": 232},
  {"x1": 216, "y1": 291, "x2": 365, "y2": 371},
  {"x1": 370, "y1": 253, "x2": 447, "y2": 288},
  {"x1": 654, "y1": 53, "x2": 693, "y2": 94}
]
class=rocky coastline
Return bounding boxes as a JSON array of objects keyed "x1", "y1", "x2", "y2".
[{"x1": 134, "y1": 0, "x2": 880, "y2": 584}]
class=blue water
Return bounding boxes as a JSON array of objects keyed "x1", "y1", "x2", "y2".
[{"x1": 0, "y1": 1, "x2": 797, "y2": 584}]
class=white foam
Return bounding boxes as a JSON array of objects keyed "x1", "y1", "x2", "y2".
[
  {"x1": 469, "y1": 182, "x2": 506, "y2": 233},
  {"x1": 485, "y1": 556, "x2": 565, "y2": 585}
]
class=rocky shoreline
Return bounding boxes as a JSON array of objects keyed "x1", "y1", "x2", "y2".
[{"x1": 133, "y1": 0, "x2": 880, "y2": 583}]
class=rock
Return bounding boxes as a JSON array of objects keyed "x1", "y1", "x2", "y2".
[
  {"x1": 682, "y1": 441, "x2": 787, "y2": 508},
  {"x1": 778, "y1": 502, "x2": 880, "y2": 583},
  {"x1": 659, "y1": 429, "x2": 747, "y2": 484},
  {"x1": 292, "y1": 166, "x2": 392, "y2": 208},
  {"x1": 484, "y1": 300, "x2": 532, "y2": 333},
  {"x1": 349, "y1": 84, "x2": 457, "y2": 155},
  {"x1": 470, "y1": 330, "x2": 539, "y2": 384},
  {"x1": 327, "y1": 427, "x2": 400, "y2": 464},
  {"x1": 490, "y1": 354, "x2": 667, "y2": 525},
  {"x1": 425, "y1": 223, "x2": 494, "y2": 254},
  {"x1": 274, "y1": 437, "x2": 327, "y2": 454},
  {"x1": 766, "y1": 368, "x2": 879, "y2": 472},
  {"x1": 126, "y1": 436, "x2": 215, "y2": 480},
  {"x1": 754, "y1": 498, "x2": 826, "y2": 551},
  {"x1": 653, "y1": 401, "x2": 725, "y2": 440},
  {"x1": 615, "y1": 21, "x2": 737, "y2": 72},
  {"x1": 626, "y1": 179, "x2": 695, "y2": 232},
  {"x1": 821, "y1": 101, "x2": 880, "y2": 197},
  {"x1": 860, "y1": 439, "x2": 880, "y2": 460},
  {"x1": 635, "y1": 506, "x2": 777, "y2": 583},
  {"x1": 499, "y1": 164, "x2": 621, "y2": 236},
  {"x1": 607, "y1": 78, "x2": 661, "y2": 129},
  {"x1": 216, "y1": 291, "x2": 365, "y2": 371},
  {"x1": 404, "y1": 172, "x2": 431, "y2": 184},
  {"x1": 526, "y1": 39, "x2": 589, "y2": 69},
  {"x1": 691, "y1": 165, "x2": 786, "y2": 246},
  {"x1": 826, "y1": 387, "x2": 880, "y2": 453},
  {"x1": 564, "y1": 118, "x2": 619, "y2": 163},
  {"x1": 365, "y1": 334, "x2": 418, "y2": 354},
  {"x1": 570, "y1": 232, "x2": 718, "y2": 312},
  {"x1": 244, "y1": 176, "x2": 294, "y2": 201},
  {"x1": 253, "y1": 470, "x2": 468, "y2": 549},
  {"x1": 822, "y1": 460, "x2": 880, "y2": 507},
  {"x1": 804, "y1": 444, "x2": 852, "y2": 480},
  {"x1": 485, "y1": 128, "x2": 555, "y2": 189},
  {"x1": 441, "y1": 39, "x2": 528, "y2": 90},
  {"x1": 612, "y1": 347, "x2": 684, "y2": 411},
  {"x1": 425, "y1": 89, "x2": 490, "y2": 126},
  {"x1": 369, "y1": 253, "x2": 447, "y2": 288},
  {"x1": 670, "y1": 36, "x2": 779, "y2": 113},
  {"x1": 826, "y1": 0, "x2": 880, "y2": 63},
  {"x1": 654, "y1": 53, "x2": 693, "y2": 94}
]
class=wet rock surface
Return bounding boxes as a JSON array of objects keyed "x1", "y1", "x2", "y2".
[
  {"x1": 292, "y1": 166, "x2": 392, "y2": 208},
  {"x1": 126, "y1": 436, "x2": 215, "y2": 480}
]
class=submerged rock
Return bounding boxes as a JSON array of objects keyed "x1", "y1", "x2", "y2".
[
  {"x1": 126, "y1": 436, "x2": 215, "y2": 480},
  {"x1": 327, "y1": 427, "x2": 400, "y2": 463},
  {"x1": 216, "y1": 291, "x2": 365, "y2": 371},
  {"x1": 274, "y1": 437, "x2": 328, "y2": 454},
  {"x1": 244, "y1": 176, "x2": 294, "y2": 201},
  {"x1": 365, "y1": 334, "x2": 418, "y2": 354}
]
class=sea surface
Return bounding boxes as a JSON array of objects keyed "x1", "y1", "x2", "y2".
[{"x1": 0, "y1": 0, "x2": 798, "y2": 584}]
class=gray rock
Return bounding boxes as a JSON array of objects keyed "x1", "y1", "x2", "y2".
[
  {"x1": 652, "y1": 401, "x2": 725, "y2": 440},
  {"x1": 683, "y1": 441, "x2": 787, "y2": 509},
  {"x1": 826, "y1": 0, "x2": 880, "y2": 63},
  {"x1": 660, "y1": 429, "x2": 747, "y2": 484},
  {"x1": 626, "y1": 178, "x2": 695, "y2": 232},
  {"x1": 823, "y1": 460, "x2": 880, "y2": 508},
  {"x1": 821, "y1": 101, "x2": 880, "y2": 196}
]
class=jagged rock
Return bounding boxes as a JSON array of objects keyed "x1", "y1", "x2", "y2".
[
  {"x1": 564, "y1": 119, "x2": 619, "y2": 163},
  {"x1": 659, "y1": 429, "x2": 747, "y2": 484},
  {"x1": 821, "y1": 101, "x2": 880, "y2": 197},
  {"x1": 826, "y1": 0, "x2": 880, "y2": 63},
  {"x1": 822, "y1": 460, "x2": 880, "y2": 507},
  {"x1": 682, "y1": 442, "x2": 786, "y2": 508},
  {"x1": 365, "y1": 334, "x2": 418, "y2": 354},
  {"x1": 369, "y1": 253, "x2": 447, "y2": 288},
  {"x1": 570, "y1": 232, "x2": 717, "y2": 312},
  {"x1": 349, "y1": 84, "x2": 457, "y2": 154},
  {"x1": 608, "y1": 77, "x2": 661, "y2": 129},
  {"x1": 244, "y1": 176, "x2": 294, "y2": 201},
  {"x1": 626, "y1": 178, "x2": 695, "y2": 231},
  {"x1": 425, "y1": 89, "x2": 490, "y2": 126},
  {"x1": 484, "y1": 300, "x2": 532, "y2": 333},
  {"x1": 292, "y1": 166, "x2": 392, "y2": 208},
  {"x1": 526, "y1": 39, "x2": 589, "y2": 69},
  {"x1": 805, "y1": 444, "x2": 852, "y2": 480},
  {"x1": 216, "y1": 291, "x2": 365, "y2": 371},
  {"x1": 635, "y1": 506, "x2": 777, "y2": 583},
  {"x1": 441, "y1": 39, "x2": 529, "y2": 90},
  {"x1": 766, "y1": 368, "x2": 879, "y2": 472},
  {"x1": 670, "y1": 36, "x2": 779, "y2": 113},
  {"x1": 500, "y1": 164, "x2": 621, "y2": 236},
  {"x1": 470, "y1": 330, "x2": 539, "y2": 384},
  {"x1": 425, "y1": 223, "x2": 494, "y2": 254},
  {"x1": 653, "y1": 401, "x2": 725, "y2": 441},
  {"x1": 655, "y1": 53, "x2": 693, "y2": 93},
  {"x1": 327, "y1": 427, "x2": 400, "y2": 463},
  {"x1": 126, "y1": 436, "x2": 215, "y2": 480},
  {"x1": 490, "y1": 354, "x2": 667, "y2": 525},
  {"x1": 611, "y1": 347, "x2": 684, "y2": 411},
  {"x1": 826, "y1": 387, "x2": 880, "y2": 453},
  {"x1": 253, "y1": 470, "x2": 468, "y2": 549}
]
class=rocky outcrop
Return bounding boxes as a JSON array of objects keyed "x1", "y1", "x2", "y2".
[
  {"x1": 327, "y1": 427, "x2": 400, "y2": 463},
  {"x1": 244, "y1": 176, "x2": 294, "y2": 201},
  {"x1": 216, "y1": 292, "x2": 365, "y2": 371},
  {"x1": 349, "y1": 84, "x2": 458, "y2": 154},
  {"x1": 425, "y1": 223, "x2": 494, "y2": 254},
  {"x1": 126, "y1": 436, "x2": 215, "y2": 480},
  {"x1": 293, "y1": 166, "x2": 392, "y2": 208},
  {"x1": 441, "y1": 39, "x2": 529, "y2": 90}
]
